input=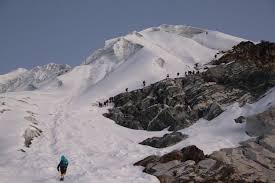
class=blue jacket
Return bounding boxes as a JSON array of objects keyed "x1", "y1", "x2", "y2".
[{"x1": 57, "y1": 155, "x2": 69, "y2": 170}]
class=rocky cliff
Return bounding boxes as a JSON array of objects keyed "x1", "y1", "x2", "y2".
[{"x1": 104, "y1": 41, "x2": 275, "y2": 132}]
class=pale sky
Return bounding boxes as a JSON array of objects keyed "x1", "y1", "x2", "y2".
[{"x1": 0, "y1": 0, "x2": 275, "y2": 74}]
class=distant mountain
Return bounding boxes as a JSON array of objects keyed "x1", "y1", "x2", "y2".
[{"x1": 0, "y1": 63, "x2": 71, "y2": 93}]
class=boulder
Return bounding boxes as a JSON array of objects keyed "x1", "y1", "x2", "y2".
[
  {"x1": 245, "y1": 107, "x2": 275, "y2": 136},
  {"x1": 139, "y1": 132, "x2": 188, "y2": 148},
  {"x1": 203, "y1": 102, "x2": 224, "y2": 120},
  {"x1": 134, "y1": 155, "x2": 160, "y2": 167},
  {"x1": 197, "y1": 158, "x2": 217, "y2": 171},
  {"x1": 181, "y1": 145, "x2": 205, "y2": 163},
  {"x1": 234, "y1": 116, "x2": 246, "y2": 123},
  {"x1": 160, "y1": 150, "x2": 184, "y2": 163},
  {"x1": 147, "y1": 108, "x2": 178, "y2": 131}
]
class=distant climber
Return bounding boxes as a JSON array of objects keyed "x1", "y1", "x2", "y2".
[
  {"x1": 177, "y1": 72, "x2": 180, "y2": 77},
  {"x1": 143, "y1": 80, "x2": 146, "y2": 87},
  {"x1": 125, "y1": 88, "x2": 128, "y2": 92},
  {"x1": 98, "y1": 102, "x2": 103, "y2": 108},
  {"x1": 57, "y1": 155, "x2": 69, "y2": 181},
  {"x1": 167, "y1": 74, "x2": 169, "y2": 78}
]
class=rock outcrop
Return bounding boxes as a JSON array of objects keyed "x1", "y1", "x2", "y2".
[
  {"x1": 207, "y1": 41, "x2": 275, "y2": 96},
  {"x1": 139, "y1": 132, "x2": 188, "y2": 148},
  {"x1": 245, "y1": 107, "x2": 275, "y2": 137},
  {"x1": 135, "y1": 107, "x2": 275, "y2": 183},
  {"x1": 104, "y1": 41, "x2": 275, "y2": 131},
  {"x1": 135, "y1": 145, "x2": 235, "y2": 183}
]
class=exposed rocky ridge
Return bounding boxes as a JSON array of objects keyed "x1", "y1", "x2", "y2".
[
  {"x1": 134, "y1": 107, "x2": 275, "y2": 183},
  {"x1": 103, "y1": 41, "x2": 275, "y2": 131},
  {"x1": 207, "y1": 41, "x2": 275, "y2": 95}
]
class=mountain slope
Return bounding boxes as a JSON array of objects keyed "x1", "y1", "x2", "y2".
[{"x1": 0, "y1": 25, "x2": 261, "y2": 183}]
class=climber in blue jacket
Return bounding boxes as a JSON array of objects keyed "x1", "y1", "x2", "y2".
[{"x1": 57, "y1": 155, "x2": 69, "y2": 181}]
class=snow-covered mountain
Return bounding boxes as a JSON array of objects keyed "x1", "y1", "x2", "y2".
[
  {"x1": 2, "y1": 25, "x2": 273, "y2": 183},
  {"x1": 0, "y1": 63, "x2": 71, "y2": 93},
  {"x1": 75, "y1": 24, "x2": 245, "y2": 98}
]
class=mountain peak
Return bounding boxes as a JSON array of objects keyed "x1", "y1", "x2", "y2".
[{"x1": 0, "y1": 63, "x2": 71, "y2": 93}]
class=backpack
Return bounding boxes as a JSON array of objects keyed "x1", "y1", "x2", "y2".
[{"x1": 60, "y1": 155, "x2": 69, "y2": 167}]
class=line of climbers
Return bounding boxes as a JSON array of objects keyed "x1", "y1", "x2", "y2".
[{"x1": 98, "y1": 70, "x2": 200, "y2": 108}]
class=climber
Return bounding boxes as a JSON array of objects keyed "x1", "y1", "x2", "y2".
[
  {"x1": 125, "y1": 88, "x2": 128, "y2": 92},
  {"x1": 177, "y1": 72, "x2": 180, "y2": 77},
  {"x1": 57, "y1": 155, "x2": 69, "y2": 181},
  {"x1": 143, "y1": 80, "x2": 146, "y2": 87},
  {"x1": 167, "y1": 74, "x2": 170, "y2": 78}
]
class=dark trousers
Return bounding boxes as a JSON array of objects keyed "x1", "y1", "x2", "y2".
[{"x1": 60, "y1": 166, "x2": 67, "y2": 176}]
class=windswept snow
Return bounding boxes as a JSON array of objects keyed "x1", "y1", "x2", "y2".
[{"x1": 0, "y1": 25, "x2": 256, "y2": 183}]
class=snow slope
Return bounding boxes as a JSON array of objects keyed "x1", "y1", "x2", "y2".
[{"x1": 0, "y1": 25, "x2": 256, "y2": 183}]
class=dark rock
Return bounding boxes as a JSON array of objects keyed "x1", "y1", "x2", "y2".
[
  {"x1": 258, "y1": 134, "x2": 275, "y2": 153},
  {"x1": 145, "y1": 160, "x2": 181, "y2": 176},
  {"x1": 147, "y1": 108, "x2": 179, "y2": 131},
  {"x1": 245, "y1": 107, "x2": 275, "y2": 136},
  {"x1": 197, "y1": 158, "x2": 217, "y2": 171},
  {"x1": 204, "y1": 41, "x2": 275, "y2": 96},
  {"x1": 157, "y1": 175, "x2": 174, "y2": 183},
  {"x1": 234, "y1": 116, "x2": 246, "y2": 124},
  {"x1": 181, "y1": 145, "x2": 205, "y2": 163},
  {"x1": 160, "y1": 150, "x2": 184, "y2": 163},
  {"x1": 203, "y1": 102, "x2": 224, "y2": 120},
  {"x1": 134, "y1": 155, "x2": 160, "y2": 167},
  {"x1": 140, "y1": 132, "x2": 188, "y2": 148}
]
